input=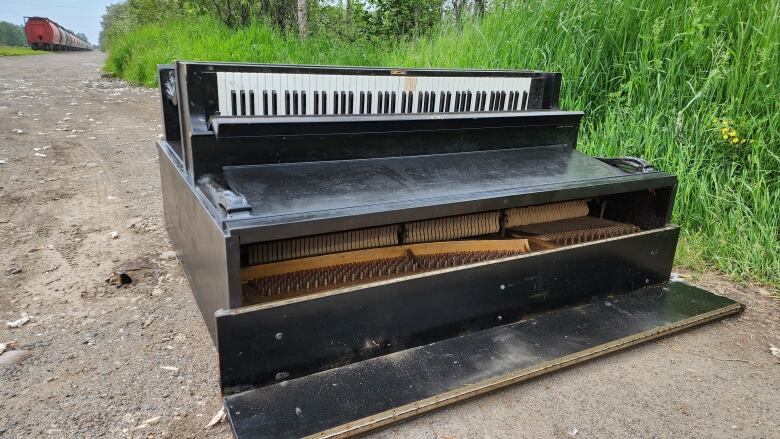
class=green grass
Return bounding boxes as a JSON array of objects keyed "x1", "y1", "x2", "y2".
[
  {"x1": 0, "y1": 46, "x2": 46, "y2": 56},
  {"x1": 106, "y1": 0, "x2": 780, "y2": 287}
]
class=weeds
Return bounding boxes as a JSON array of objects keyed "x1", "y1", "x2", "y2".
[{"x1": 105, "y1": 0, "x2": 780, "y2": 286}]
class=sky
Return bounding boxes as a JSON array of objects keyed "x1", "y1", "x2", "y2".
[{"x1": 1, "y1": 0, "x2": 116, "y2": 44}]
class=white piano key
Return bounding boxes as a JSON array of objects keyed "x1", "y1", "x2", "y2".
[{"x1": 217, "y1": 72, "x2": 227, "y2": 116}]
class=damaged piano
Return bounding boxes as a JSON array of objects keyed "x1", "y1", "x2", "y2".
[{"x1": 156, "y1": 61, "x2": 743, "y2": 438}]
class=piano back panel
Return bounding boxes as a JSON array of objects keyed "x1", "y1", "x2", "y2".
[{"x1": 190, "y1": 114, "x2": 582, "y2": 178}]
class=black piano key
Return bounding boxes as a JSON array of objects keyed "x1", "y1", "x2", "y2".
[
  {"x1": 263, "y1": 91, "x2": 269, "y2": 115},
  {"x1": 446, "y1": 92, "x2": 452, "y2": 112},
  {"x1": 348, "y1": 91, "x2": 354, "y2": 114},
  {"x1": 240, "y1": 90, "x2": 247, "y2": 115},
  {"x1": 377, "y1": 92, "x2": 383, "y2": 114},
  {"x1": 333, "y1": 91, "x2": 339, "y2": 114},
  {"x1": 400, "y1": 92, "x2": 407, "y2": 113},
  {"x1": 454, "y1": 92, "x2": 461, "y2": 112},
  {"x1": 417, "y1": 91, "x2": 423, "y2": 113},
  {"x1": 429, "y1": 92, "x2": 435, "y2": 113},
  {"x1": 367, "y1": 92, "x2": 372, "y2": 114},
  {"x1": 293, "y1": 91, "x2": 299, "y2": 115},
  {"x1": 313, "y1": 92, "x2": 319, "y2": 115},
  {"x1": 230, "y1": 90, "x2": 237, "y2": 116},
  {"x1": 481, "y1": 91, "x2": 487, "y2": 111},
  {"x1": 271, "y1": 91, "x2": 278, "y2": 115},
  {"x1": 249, "y1": 91, "x2": 255, "y2": 115},
  {"x1": 521, "y1": 91, "x2": 528, "y2": 110},
  {"x1": 466, "y1": 91, "x2": 472, "y2": 111},
  {"x1": 423, "y1": 92, "x2": 430, "y2": 112},
  {"x1": 341, "y1": 91, "x2": 347, "y2": 114},
  {"x1": 301, "y1": 91, "x2": 306, "y2": 115},
  {"x1": 285, "y1": 90, "x2": 290, "y2": 115},
  {"x1": 360, "y1": 91, "x2": 366, "y2": 114},
  {"x1": 321, "y1": 91, "x2": 327, "y2": 115},
  {"x1": 407, "y1": 91, "x2": 413, "y2": 113},
  {"x1": 439, "y1": 92, "x2": 445, "y2": 112},
  {"x1": 384, "y1": 92, "x2": 391, "y2": 113},
  {"x1": 490, "y1": 91, "x2": 497, "y2": 111},
  {"x1": 499, "y1": 91, "x2": 507, "y2": 110},
  {"x1": 390, "y1": 92, "x2": 396, "y2": 113}
]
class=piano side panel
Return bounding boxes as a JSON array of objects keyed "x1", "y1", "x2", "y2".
[{"x1": 158, "y1": 140, "x2": 242, "y2": 342}]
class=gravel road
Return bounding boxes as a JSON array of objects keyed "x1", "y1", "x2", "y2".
[{"x1": 1, "y1": 51, "x2": 778, "y2": 439}]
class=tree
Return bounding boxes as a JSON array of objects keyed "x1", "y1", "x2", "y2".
[
  {"x1": 0, "y1": 21, "x2": 26, "y2": 46},
  {"x1": 99, "y1": 2, "x2": 129, "y2": 50},
  {"x1": 76, "y1": 32, "x2": 90, "y2": 43},
  {"x1": 297, "y1": 0, "x2": 309, "y2": 37},
  {"x1": 368, "y1": 0, "x2": 444, "y2": 38}
]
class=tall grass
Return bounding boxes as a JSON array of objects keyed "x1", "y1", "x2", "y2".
[{"x1": 106, "y1": 0, "x2": 780, "y2": 286}]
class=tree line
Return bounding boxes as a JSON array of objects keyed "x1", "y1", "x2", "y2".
[
  {"x1": 0, "y1": 21, "x2": 26, "y2": 46},
  {"x1": 100, "y1": 0, "x2": 489, "y2": 49}
]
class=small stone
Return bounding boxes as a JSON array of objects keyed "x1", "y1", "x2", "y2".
[
  {"x1": 6, "y1": 267, "x2": 21, "y2": 275},
  {"x1": 12, "y1": 129, "x2": 24, "y2": 134},
  {"x1": 126, "y1": 217, "x2": 144, "y2": 228},
  {"x1": 34, "y1": 152, "x2": 47, "y2": 158},
  {"x1": 0, "y1": 340, "x2": 17, "y2": 354},
  {"x1": 6, "y1": 314, "x2": 31, "y2": 328},
  {"x1": 159, "y1": 250, "x2": 177, "y2": 260},
  {"x1": 109, "y1": 231, "x2": 119, "y2": 239},
  {"x1": 0, "y1": 350, "x2": 31, "y2": 367}
]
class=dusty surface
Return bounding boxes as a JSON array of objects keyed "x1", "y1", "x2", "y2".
[{"x1": 0, "y1": 52, "x2": 778, "y2": 438}]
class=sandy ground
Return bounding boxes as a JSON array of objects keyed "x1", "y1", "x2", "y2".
[{"x1": 1, "y1": 51, "x2": 778, "y2": 439}]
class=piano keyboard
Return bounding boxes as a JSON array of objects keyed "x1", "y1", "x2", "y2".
[{"x1": 216, "y1": 72, "x2": 533, "y2": 116}]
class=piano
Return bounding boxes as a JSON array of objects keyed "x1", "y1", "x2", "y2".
[{"x1": 156, "y1": 61, "x2": 742, "y2": 438}]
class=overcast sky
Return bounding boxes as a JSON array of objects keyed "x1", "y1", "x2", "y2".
[{"x1": 1, "y1": 0, "x2": 116, "y2": 44}]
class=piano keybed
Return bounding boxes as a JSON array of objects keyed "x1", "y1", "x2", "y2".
[{"x1": 216, "y1": 72, "x2": 533, "y2": 116}]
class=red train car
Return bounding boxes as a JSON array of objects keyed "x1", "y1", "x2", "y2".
[{"x1": 23, "y1": 17, "x2": 91, "y2": 51}]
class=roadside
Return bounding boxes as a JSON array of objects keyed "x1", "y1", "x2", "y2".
[
  {"x1": 0, "y1": 46, "x2": 46, "y2": 56},
  {"x1": 1, "y1": 51, "x2": 778, "y2": 438}
]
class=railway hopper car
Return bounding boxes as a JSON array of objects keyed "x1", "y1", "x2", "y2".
[{"x1": 23, "y1": 17, "x2": 91, "y2": 51}]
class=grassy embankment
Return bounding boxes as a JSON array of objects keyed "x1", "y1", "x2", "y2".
[
  {"x1": 0, "y1": 46, "x2": 45, "y2": 56},
  {"x1": 105, "y1": 0, "x2": 780, "y2": 287}
]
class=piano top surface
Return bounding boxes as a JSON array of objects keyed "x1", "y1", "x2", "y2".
[{"x1": 222, "y1": 145, "x2": 675, "y2": 241}]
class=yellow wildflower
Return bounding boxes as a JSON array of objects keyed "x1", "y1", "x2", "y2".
[{"x1": 731, "y1": 138, "x2": 739, "y2": 144}]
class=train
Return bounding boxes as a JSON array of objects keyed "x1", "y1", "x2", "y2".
[{"x1": 23, "y1": 17, "x2": 91, "y2": 51}]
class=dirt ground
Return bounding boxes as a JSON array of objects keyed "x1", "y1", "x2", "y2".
[{"x1": 1, "y1": 51, "x2": 778, "y2": 439}]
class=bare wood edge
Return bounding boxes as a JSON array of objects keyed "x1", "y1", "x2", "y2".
[
  {"x1": 304, "y1": 301, "x2": 743, "y2": 439},
  {"x1": 240, "y1": 239, "x2": 531, "y2": 281}
]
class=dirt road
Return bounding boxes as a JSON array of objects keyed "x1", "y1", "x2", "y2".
[{"x1": 1, "y1": 52, "x2": 778, "y2": 438}]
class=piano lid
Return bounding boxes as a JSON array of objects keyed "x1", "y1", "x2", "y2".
[{"x1": 221, "y1": 145, "x2": 676, "y2": 242}]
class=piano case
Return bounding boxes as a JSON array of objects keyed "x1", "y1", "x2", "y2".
[{"x1": 155, "y1": 61, "x2": 742, "y2": 438}]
